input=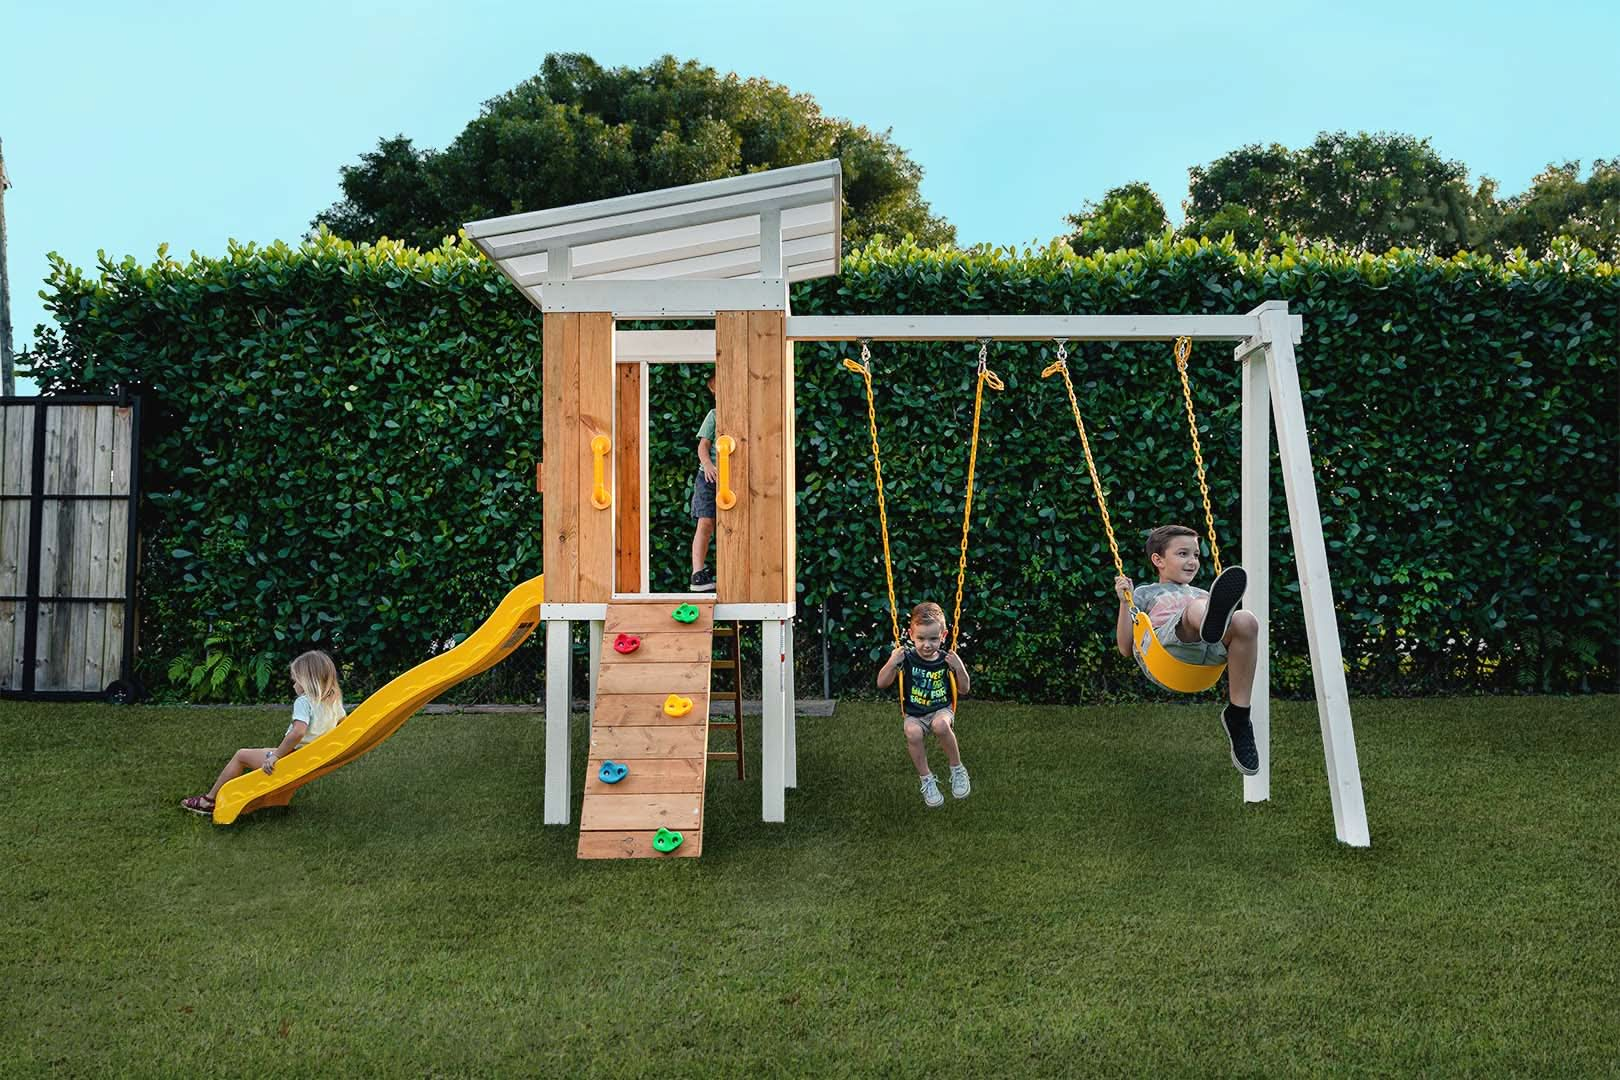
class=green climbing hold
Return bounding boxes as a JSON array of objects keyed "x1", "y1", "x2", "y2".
[
  {"x1": 652, "y1": 827, "x2": 684, "y2": 853},
  {"x1": 671, "y1": 604, "x2": 701, "y2": 623}
]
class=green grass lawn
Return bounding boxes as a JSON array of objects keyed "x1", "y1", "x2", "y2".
[{"x1": 2, "y1": 695, "x2": 1616, "y2": 1077}]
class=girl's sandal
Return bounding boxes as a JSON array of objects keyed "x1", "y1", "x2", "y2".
[{"x1": 180, "y1": 795, "x2": 216, "y2": 816}]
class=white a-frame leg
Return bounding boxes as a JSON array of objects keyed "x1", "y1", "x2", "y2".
[
  {"x1": 1241, "y1": 330, "x2": 1272, "y2": 805},
  {"x1": 1250, "y1": 302, "x2": 1370, "y2": 846}
]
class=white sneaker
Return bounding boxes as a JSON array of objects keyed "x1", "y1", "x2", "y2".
[
  {"x1": 919, "y1": 773, "x2": 944, "y2": 808},
  {"x1": 949, "y1": 763, "x2": 971, "y2": 799}
]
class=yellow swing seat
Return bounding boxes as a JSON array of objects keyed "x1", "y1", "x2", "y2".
[{"x1": 1131, "y1": 609, "x2": 1226, "y2": 693}]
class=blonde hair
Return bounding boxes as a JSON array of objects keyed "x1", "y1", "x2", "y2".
[
  {"x1": 909, "y1": 602, "x2": 946, "y2": 633},
  {"x1": 290, "y1": 650, "x2": 345, "y2": 730}
]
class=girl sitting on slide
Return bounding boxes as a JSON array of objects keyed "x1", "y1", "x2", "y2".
[{"x1": 180, "y1": 650, "x2": 346, "y2": 816}]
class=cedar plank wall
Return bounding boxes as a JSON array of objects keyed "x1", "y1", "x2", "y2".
[
  {"x1": 715, "y1": 310, "x2": 793, "y2": 604},
  {"x1": 542, "y1": 312, "x2": 615, "y2": 603}
]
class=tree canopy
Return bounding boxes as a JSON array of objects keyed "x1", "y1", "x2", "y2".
[
  {"x1": 1182, "y1": 132, "x2": 1494, "y2": 255},
  {"x1": 1063, "y1": 181, "x2": 1169, "y2": 252},
  {"x1": 1492, "y1": 159, "x2": 1619, "y2": 261},
  {"x1": 1062, "y1": 133, "x2": 1617, "y2": 260},
  {"x1": 315, "y1": 53, "x2": 954, "y2": 250}
]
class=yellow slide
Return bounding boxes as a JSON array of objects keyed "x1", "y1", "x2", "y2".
[{"x1": 213, "y1": 575, "x2": 544, "y2": 824}]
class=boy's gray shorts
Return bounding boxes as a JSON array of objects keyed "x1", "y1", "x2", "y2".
[
  {"x1": 1152, "y1": 608, "x2": 1229, "y2": 666},
  {"x1": 903, "y1": 709, "x2": 953, "y2": 735},
  {"x1": 690, "y1": 471, "x2": 716, "y2": 520}
]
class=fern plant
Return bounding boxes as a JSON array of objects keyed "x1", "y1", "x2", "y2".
[{"x1": 167, "y1": 635, "x2": 278, "y2": 703}]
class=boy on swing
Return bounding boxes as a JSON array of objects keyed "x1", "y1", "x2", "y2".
[
  {"x1": 877, "y1": 602, "x2": 972, "y2": 808},
  {"x1": 1115, "y1": 524, "x2": 1261, "y2": 775},
  {"x1": 874, "y1": 605, "x2": 972, "y2": 806}
]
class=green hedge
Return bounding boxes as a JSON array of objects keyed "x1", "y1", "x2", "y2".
[{"x1": 26, "y1": 233, "x2": 1618, "y2": 701}]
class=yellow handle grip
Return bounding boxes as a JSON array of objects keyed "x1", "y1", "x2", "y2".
[
  {"x1": 590, "y1": 434, "x2": 611, "y2": 510},
  {"x1": 715, "y1": 435, "x2": 737, "y2": 511}
]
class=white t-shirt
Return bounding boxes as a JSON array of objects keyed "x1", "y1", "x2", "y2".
[{"x1": 284, "y1": 694, "x2": 342, "y2": 747}]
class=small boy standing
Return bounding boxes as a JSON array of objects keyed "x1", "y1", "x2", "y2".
[
  {"x1": 688, "y1": 372, "x2": 718, "y2": 592},
  {"x1": 1115, "y1": 524, "x2": 1260, "y2": 774},
  {"x1": 877, "y1": 602, "x2": 973, "y2": 808}
]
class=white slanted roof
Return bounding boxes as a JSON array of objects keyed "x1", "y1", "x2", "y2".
[{"x1": 464, "y1": 159, "x2": 843, "y2": 317}]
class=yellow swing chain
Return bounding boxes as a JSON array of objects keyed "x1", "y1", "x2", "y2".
[
  {"x1": 950, "y1": 340, "x2": 1004, "y2": 654},
  {"x1": 842, "y1": 342, "x2": 902, "y2": 650},
  {"x1": 845, "y1": 341, "x2": 1002, "y2": 711},
  {"x1": 1174, "y1": 337, "x2": 1223, "y2": 574},
  {"x1": 1040, "y1": 341, "x2": 1133, "y2": 608}
]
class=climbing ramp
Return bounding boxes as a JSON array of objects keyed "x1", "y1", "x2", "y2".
[{"x1": 577, "y1": 599, "x2": 714, "y2": 858}]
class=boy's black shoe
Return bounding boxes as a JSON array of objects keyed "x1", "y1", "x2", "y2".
[
  {"x1": 689, "y1": 567, "x2": 716, "y2": 592},
  {"x1": 1200, "y1": 565, "x2": 1248, "y2": 644},
  {"x1": 1223, "y1": 705, "x2": 1260, "y2": 775}
]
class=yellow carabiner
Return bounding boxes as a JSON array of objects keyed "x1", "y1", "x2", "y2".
[
  {"x1": 589, "y1": 434, "x2": 612, "y2": 510},
  {"x1": 715, "y1": 434, "x2": 737, "y2": 511}
]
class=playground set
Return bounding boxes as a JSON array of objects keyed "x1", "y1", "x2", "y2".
[{"x1": 211, "y1": 160, "x2": 1370, "y2": 854}]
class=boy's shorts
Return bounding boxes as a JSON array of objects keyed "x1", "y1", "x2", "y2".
[
  {"x1": 902, "y1": 709, "x2": 952, "y2": 736},
  {"x1": 690, "y1": 470, "x2": 716, "y2": 521},
  {"x1": 1151, "y1": 608, "x2": 1229, "y2": 667}
]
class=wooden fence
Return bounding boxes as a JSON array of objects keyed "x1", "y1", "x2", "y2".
[{"x1": 0, "y1": 396, "x2": 141, "y2": 699}]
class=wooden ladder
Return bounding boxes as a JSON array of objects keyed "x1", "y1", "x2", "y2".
[
  {"x1": 707, "y1": 621, "x2": 746, "y2": 780},
  {"x1": 577, "y1": 599, "x2": 713, "y2": 859}
]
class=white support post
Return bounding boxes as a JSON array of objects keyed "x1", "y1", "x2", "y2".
[
  {"x1": 785, "y1": 618, "x2": 797, "y2": 788},
  {"x1": 544, "y1": 620, "x2": 573, "y2": 825},
  {"x1": 761, "y1": 619, "x2": 787, "y2": 821},
  {"x1": 588, "y1": 620, "x2": 603, "y2": 727},
  {"x1": 1241, "y1": 343, "x2": 1272, "y2": 803},
  {"x1": 1260, "y1": 308, "x2": 1370, "y2": 847}
]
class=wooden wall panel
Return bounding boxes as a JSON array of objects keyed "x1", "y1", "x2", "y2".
[
  {"x1": 714, "y1": 312, "x2": 749, "y2": 601},
  {"x1": 541, "y1": 311, "x2": 615, "y2": 603},
  {"x1": 542, "y1": 313, "x2": 572, "y2": 601},
  {"x1": 747, "y1": 311, "x2": 785, "y2": 602},
  {"x1": 714, "y1": 310, "x2": 793, "y2": 605},
  {"x1": 576, "y1": 313, "x2": 615, "y2": 602},
  {"x1": 103, "y1": 406, "x2": 133, "y2": 690},
  {"x1": 559, "y1": 314, "x2": 583, "y2": 600},
  {"x1": 615, "y1": 362, "x2": 642, "y2": 592},
  {"x1": 84, "y1": 406, "x2": 114, "y2": 693}
]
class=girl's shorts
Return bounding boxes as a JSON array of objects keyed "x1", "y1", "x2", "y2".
[
  {"x1": 1152, "y1": 608, "x2": 1229, "y2": 667},
  {"x1": 690, "y1": 470, "x2": 716, "y2": 520}
]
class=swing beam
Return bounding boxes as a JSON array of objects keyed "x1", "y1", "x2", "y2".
[{"x1": 783, "y1": 312, "x2": 1302, "y2": 343}]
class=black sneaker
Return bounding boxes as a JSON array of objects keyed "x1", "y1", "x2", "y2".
[
  {"x1": 689, "y1": 567, "x2": 716, "y2": 592},
  {"x1": 1222, "y1": 705, "x2": 1260, "y2": 775},
  {"x1": 1201, "y1": 566, "x2": 1248, "y2": 644}
]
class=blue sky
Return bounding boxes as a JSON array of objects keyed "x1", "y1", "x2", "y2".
[{"x1": 3, "y1": 0, "x2": 1617, "y2": 389}]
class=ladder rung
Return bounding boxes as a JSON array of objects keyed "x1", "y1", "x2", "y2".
[
  {"x1": 711, "y1": 660, "x2": 735, "y2": 671},
  {"x1": 709, "y1": 752, "x2": 739, "y2": 761},
  {"x1": 708, "y1": 721, "x2": 739, "y2": 731}
]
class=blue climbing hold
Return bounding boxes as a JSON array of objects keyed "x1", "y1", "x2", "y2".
[{"x1": 598, "y1": 760, "x2": 629, "y2": 784}]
